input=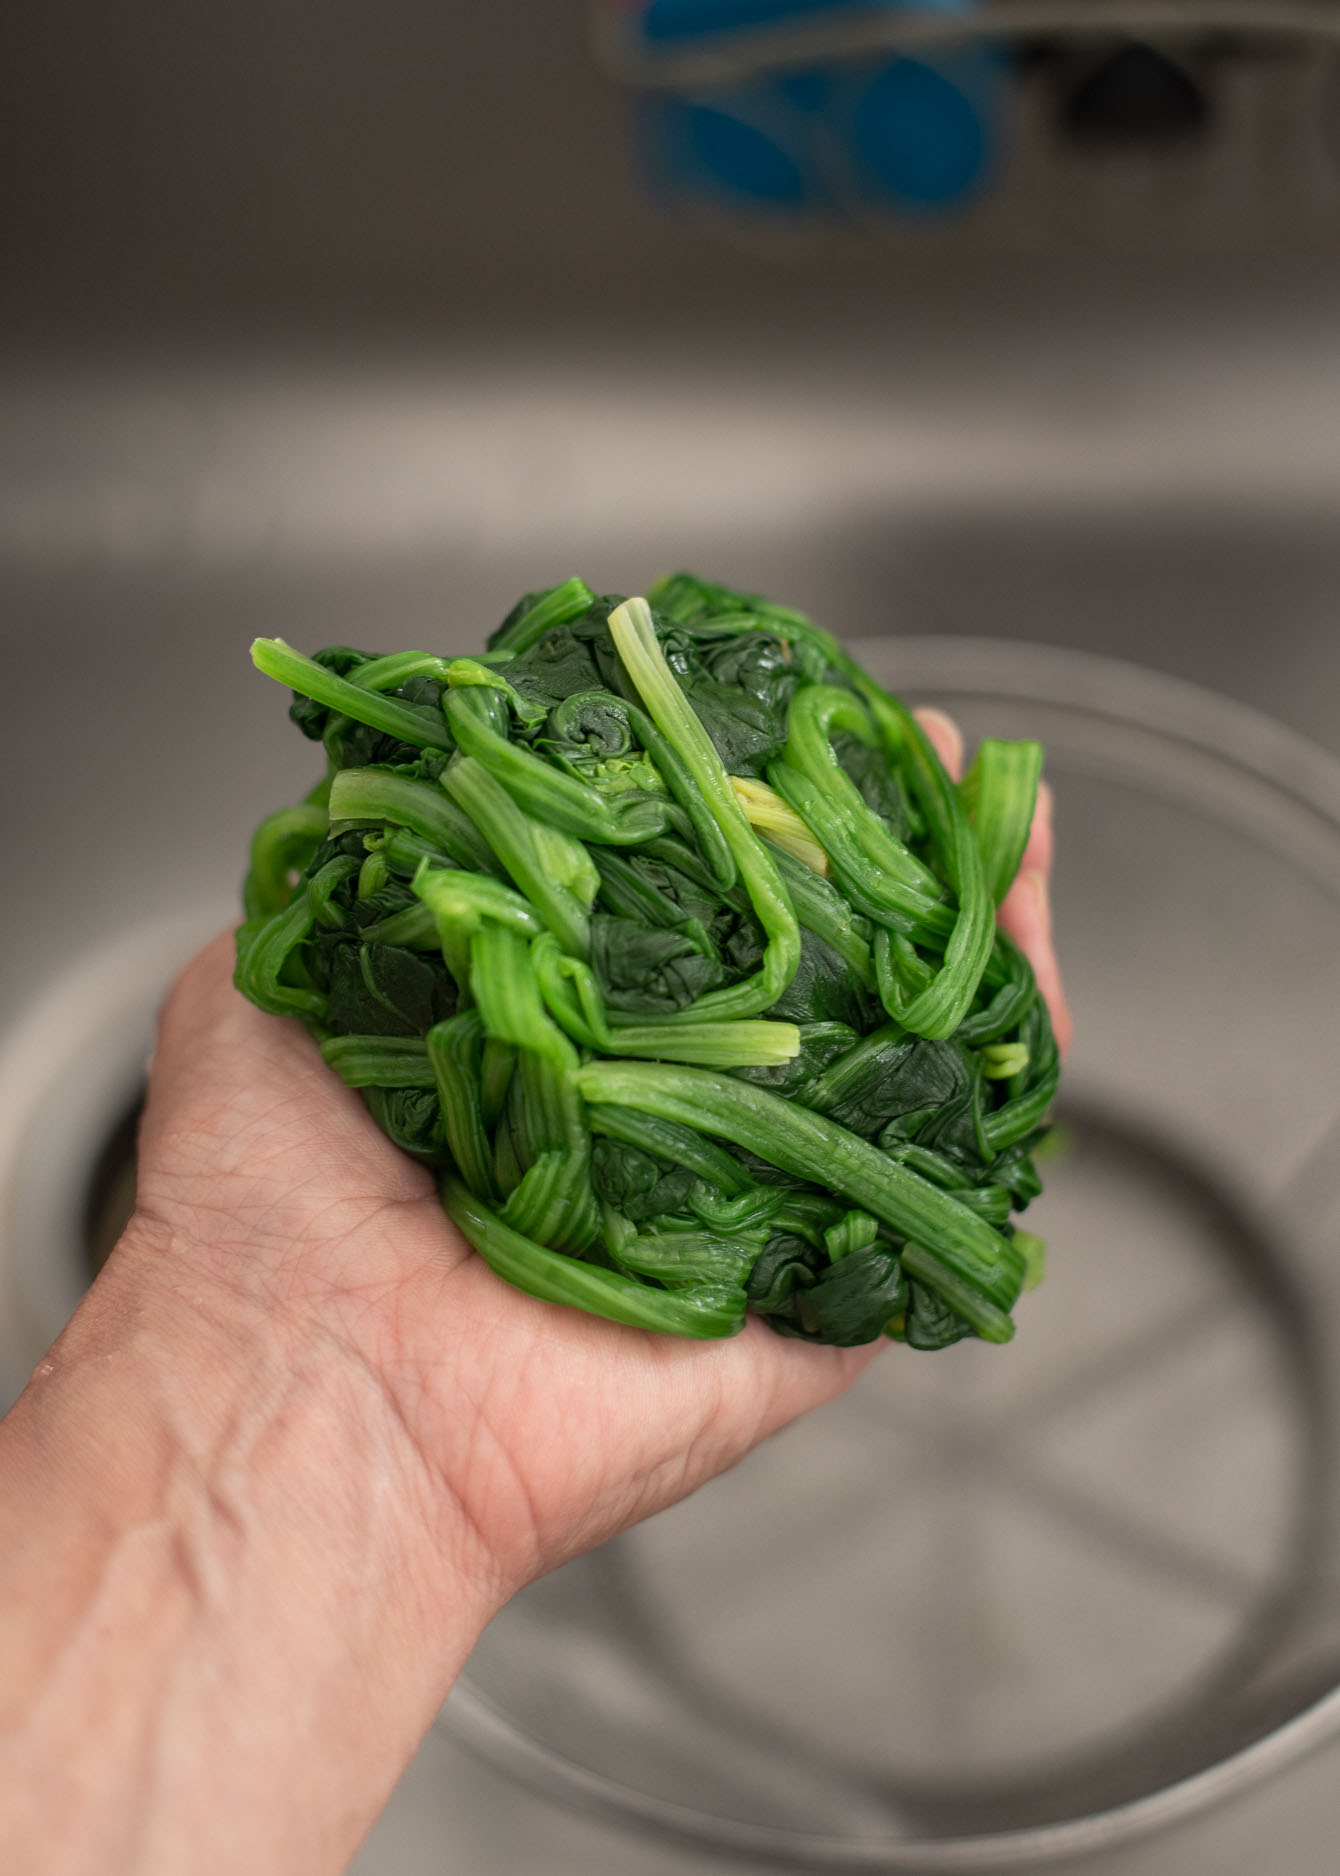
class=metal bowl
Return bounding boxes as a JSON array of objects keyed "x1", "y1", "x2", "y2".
[{"x1": 442, "y1": 637, "x2": 1340, "y2": 1867}]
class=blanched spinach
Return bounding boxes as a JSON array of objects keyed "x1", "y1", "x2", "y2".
[{"x1": 237, "y1": 576, "x2": 1057, "y2": 1347}]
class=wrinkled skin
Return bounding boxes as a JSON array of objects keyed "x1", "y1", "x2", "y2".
[{"x1": 131, "y1": 710, "x2": 1069, "y2": 1599}]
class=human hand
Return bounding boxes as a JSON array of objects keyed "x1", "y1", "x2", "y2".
[
  {"x1": 0, "y1": 707, "x2": 1068, "y2": 1874},
  {"x1": 127, "y1": 708, "x2": 1069, "y2": 1616}
]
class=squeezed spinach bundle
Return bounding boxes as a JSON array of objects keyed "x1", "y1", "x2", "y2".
[{"x1": 236, "y1": 574, "x2": 1056, "y2": 1348}]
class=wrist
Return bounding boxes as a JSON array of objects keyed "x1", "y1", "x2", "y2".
[{"x1": 0, "y1": 1214, "x2": 503, "y2": 1871}]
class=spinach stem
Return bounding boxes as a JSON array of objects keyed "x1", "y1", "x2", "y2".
[{"x1": 608, "y1": 598, "x2": 802, "y2": 1023}]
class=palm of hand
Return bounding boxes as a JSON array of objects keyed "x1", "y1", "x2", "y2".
[{"x1": 133, "y1": 934, "x2": 874, "y2": 1597}]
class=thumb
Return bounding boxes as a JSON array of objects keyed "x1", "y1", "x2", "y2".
[{"x1": 136, "y1": 930, "x2": 433, "y2": 1236}]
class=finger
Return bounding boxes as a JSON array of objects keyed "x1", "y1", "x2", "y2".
[
  {"x1": 915, "y1": 706, "x2": 963, "y2": 782},
  {"x1": 741, "y1": 1324, "x2": 885, "y2": 1440},
  {"x1": 628, "y1": 1325, "x2": 885, "y2": 1528},
  {"x1": 1018, "y1": 776, "x2": 1054, "y2": 879}
]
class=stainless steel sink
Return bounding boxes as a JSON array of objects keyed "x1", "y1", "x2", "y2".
[
  {"x1": 5, "y1": 323, "x2": 1340, "y2": 1874},
  {"x1": 6, "y1": 308, "x2": 1340, "y2": 1023}
]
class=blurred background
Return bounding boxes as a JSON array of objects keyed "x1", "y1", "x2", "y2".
[
  {"x1": 6, "y1": 0, "x2": 1340, "y2": 1020},
  {"x1": 6, "y1": 3, "x2": 1340, "y2": 1872}
]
